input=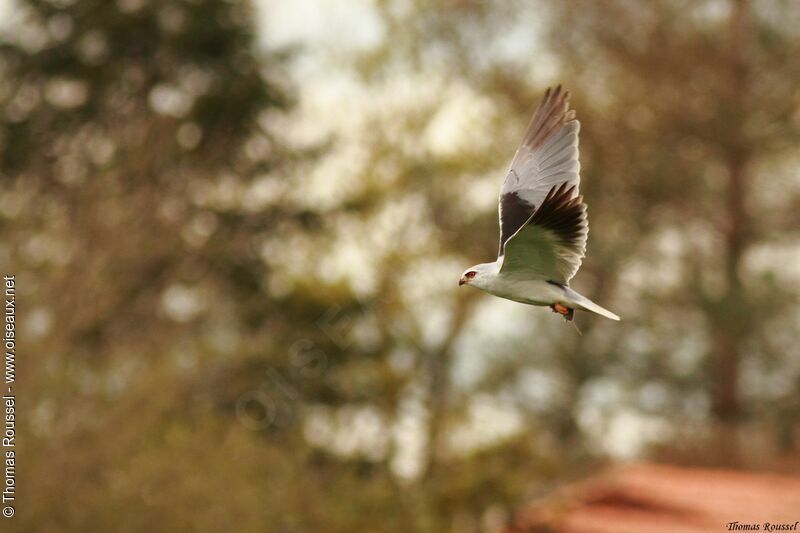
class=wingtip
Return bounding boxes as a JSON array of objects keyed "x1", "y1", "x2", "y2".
[{"x1": 545, "y1": 84, "x2": 570, "y2": 100}]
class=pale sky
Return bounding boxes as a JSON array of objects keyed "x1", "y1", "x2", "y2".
[{"x1": 256, "y1": 0, "x2": 384, "y2": 52}]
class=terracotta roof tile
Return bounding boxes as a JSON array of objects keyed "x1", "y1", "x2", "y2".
[{"x1": 507, "y1": 463, "x2": 800, "y2": 533}]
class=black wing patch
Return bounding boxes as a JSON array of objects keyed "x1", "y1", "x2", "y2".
[
  {"x1": 498, "y1": 190, "x2": 535, "y2": 256},
  {"x1": 528, "y1": 182, "x2": 586, "y2": 251},
  {"x1": 498, "y1": 86, "x2": 578, "y2": 258}
]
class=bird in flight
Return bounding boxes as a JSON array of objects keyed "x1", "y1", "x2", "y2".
[{"x1": 459, "y1": 86, "x2": 620, "y2": 323}]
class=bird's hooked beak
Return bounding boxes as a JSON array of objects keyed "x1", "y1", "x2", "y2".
[{"x1": 459, "y1": 277, "x2": 466, "y2": 286}]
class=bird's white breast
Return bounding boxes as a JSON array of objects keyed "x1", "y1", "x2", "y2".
[{"x1": 483, "y1": 274, "x2": 565, "y2": 307}]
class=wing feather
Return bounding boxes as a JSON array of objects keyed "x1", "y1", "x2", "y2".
[
  {"x1": 497, "y1": 86, "x2": 583, "y2": 261},
  {"x1": 500, "y1": 182, "x2": 588, "y2": 283}
]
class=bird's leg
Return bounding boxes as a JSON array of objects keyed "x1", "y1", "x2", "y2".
[
  {"x1": 550, "y1": 303, "x2": 574, "y2": 321},
  {"x1": 551, "y1": 303, "x2": 580, "y2": 334}
]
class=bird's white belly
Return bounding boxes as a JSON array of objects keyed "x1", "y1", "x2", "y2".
[{"x1": 484, "y1": 277, "x2": 565, "y2": 307}]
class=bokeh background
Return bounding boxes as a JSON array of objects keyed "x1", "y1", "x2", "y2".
[{"x1": 2, "y1": 0, "x2": 800, "y2": 531}]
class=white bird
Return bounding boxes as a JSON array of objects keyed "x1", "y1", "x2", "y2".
[{"x1": 459, "y1": 86, "x2": 620, "y2": 323}]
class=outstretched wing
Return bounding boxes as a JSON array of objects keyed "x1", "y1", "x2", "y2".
[
  {"x1": 498, "y1": 86, "x2": 583, "y2": 260},
  {"x1": 500, "y1": 182, "x2": 588, "y2": 283}
]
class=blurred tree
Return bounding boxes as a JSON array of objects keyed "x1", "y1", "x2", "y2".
[
  {"x1": 543, "y1": 0, "x2": 800, "y2": 464},
  {"x1": 3, "y1": 0, "x2": 799, "y2": 531},
  {"x1": 0, "y1": 0, "x2": 338, "y2": 530},
  {"x1": 298, "y1": 0, "x2": 800, "y2": 528}
]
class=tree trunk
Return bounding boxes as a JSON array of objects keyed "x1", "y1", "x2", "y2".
[{"x1": 711, "y1": 0, "x2": 750, "y2": 461}]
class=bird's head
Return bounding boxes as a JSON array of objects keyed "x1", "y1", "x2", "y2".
[{"x1": 459, "y1": 263, "x2": 495, "y2": 289}]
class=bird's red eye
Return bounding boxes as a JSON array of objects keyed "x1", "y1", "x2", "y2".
[{"x1": 465, "y1": 271, "x2": 477, "y2": 279}]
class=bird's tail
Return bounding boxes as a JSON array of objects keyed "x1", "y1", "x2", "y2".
[{"x1": 562, "y1": 286, "x2": 621, "y2": 321}]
